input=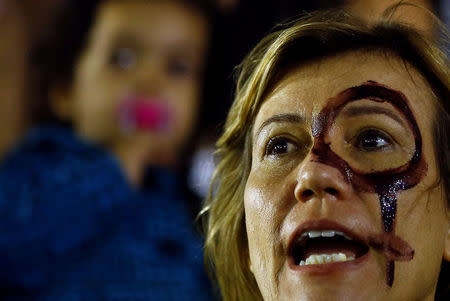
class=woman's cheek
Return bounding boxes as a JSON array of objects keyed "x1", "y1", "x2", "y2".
[
  {"x1": 245, "y1": 170, "x2": 294, "y2": 261},
  {"x1": 244, "y1": 179, "x2": 285, "y2": 299},
  {"x1": 244, "y1": 174, "x2": 278, "y2": 237},
  {"x1": 244, "y1": 158, "x2": 300, "y2": 251},
  {"x1": 394, "y1": 185, "x2": 447, "y2": 278}
]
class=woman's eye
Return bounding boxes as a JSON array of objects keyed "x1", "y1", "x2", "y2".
[
  {"x1": 265, "y1": 137, "x2": 297, "y2": 157},
  {"x1": 109, "y1": 47, "x2": 137, "y2": 70},
  {"x1": 355, "y1": 129, "x2": 393, "y2": 151}
]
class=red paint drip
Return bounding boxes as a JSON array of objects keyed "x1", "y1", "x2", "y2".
[{"x1": 311, "y1": 80, "x2": 426, "y2": 286}]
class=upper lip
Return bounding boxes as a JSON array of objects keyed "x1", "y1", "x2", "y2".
[{"x1": 287, "y1": 219, "x2": 369, "y2": 258}]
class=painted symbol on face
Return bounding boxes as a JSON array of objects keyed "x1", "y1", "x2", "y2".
[{"x1": 310, "y1": 80, "x2": 427, "y2": 286}]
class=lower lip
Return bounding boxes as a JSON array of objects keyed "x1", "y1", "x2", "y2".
[{"x1": 287, "y1": 252, "x2": 370, "y2": 275}]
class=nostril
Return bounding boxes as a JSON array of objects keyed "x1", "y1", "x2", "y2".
[
  {"x1": 324, "y1": 187, "x2": 339, "y2": 195},
  {"x1": 302, "y1": 189, "x2": 314, "y2": 198}
]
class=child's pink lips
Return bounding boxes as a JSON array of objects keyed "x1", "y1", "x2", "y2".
[{"x1": 118, "y1": 96, "x2": 172, "y2": 131}]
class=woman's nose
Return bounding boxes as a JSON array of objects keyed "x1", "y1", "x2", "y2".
[{"x1": 294, "y1": 160, "x2": 352, "y2": 202}]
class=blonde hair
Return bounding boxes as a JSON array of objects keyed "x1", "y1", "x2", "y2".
[{"x1": 201, "y1": 8, "x2": 449, "y2": 301}]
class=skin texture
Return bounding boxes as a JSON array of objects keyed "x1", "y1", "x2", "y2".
[
  {"x1": 52, "y1": 0, "x2": 209, "y2": 185},
  {"x1": 244, "y1": 51, "x2": 450, "y2": 301}
]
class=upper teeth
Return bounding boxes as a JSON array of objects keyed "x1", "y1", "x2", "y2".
[{"x1": 301, "y1": 230, "x2": 351, "y2": 240}]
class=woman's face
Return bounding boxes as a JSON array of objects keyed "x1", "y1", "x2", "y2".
[{"x1": 244, "y1": 51, "x2": 450, "y2": 301}]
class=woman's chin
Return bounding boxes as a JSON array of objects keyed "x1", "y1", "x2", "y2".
[{"x1": 276, "y1": 250, "x2": 389, "y2": 301}]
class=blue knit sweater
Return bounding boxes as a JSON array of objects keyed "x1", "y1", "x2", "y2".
[{"x1": 0, "y1": 126, "x2": 213, "y2": 300}]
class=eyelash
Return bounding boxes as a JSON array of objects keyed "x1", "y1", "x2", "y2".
[
  {"x1": 353, "y1": 128, "x2": 394, "y2": 152},
  {"x1": 265, "y1": 136, "x2": 298, "y2": 157}
]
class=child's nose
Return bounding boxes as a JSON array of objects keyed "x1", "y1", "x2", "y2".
[{"x1": 132, "y1": 59, "x2": 166, "y2": 95}]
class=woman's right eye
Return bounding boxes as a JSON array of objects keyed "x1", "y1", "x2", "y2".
[
  {"x1": 265, "y1": 137, "x2": 297, "y2": 157},
  {"x1": 354, "y1": 128, "x2": 393, "y2": 152},
  {"x1": 109, "y1": 47, "x2": 137, "y2": 70}
]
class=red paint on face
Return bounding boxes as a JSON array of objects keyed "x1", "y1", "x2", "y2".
[{"x1": 310, "y1": 80, "x2": 427, "y2": 286}]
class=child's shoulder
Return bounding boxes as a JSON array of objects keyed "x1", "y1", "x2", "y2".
[
  {"x1": 2, "y1": 125, "x2": 104, "y2": 167},
  {"x1": 1, "y1": 125, "x2": 123, "y2": 181},
  {"x1": 0, "y1": 125, "x2": 133, "y2": 224},
  {"x1": 0, "y1": 126, "x2": 136, "y2": 290}
]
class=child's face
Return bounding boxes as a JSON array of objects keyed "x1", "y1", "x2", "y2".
[{"x1": 58, "y1": 0, "x2": 208, "y2": 155}]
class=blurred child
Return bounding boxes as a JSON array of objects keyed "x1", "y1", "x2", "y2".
[{"x1": 0, "y1": 0, "x2": 213, "y2": 299}]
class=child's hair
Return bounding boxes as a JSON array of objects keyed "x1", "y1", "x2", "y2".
[{"x1": 31, "y1": 0, "x2": 213, "y2": 124}]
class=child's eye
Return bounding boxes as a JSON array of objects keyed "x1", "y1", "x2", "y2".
[
  {"x1": 168, "y1": 58, "x2": 194, "y2": 77},
  {"x1": 265, "y1": 137, "x2": 297, "y2": 157},
  {"x1": 109, "y1": 47, "x2": 137, "y2": 70},
  {"x1": 354, "y1": 129, "x2": 393, "y2": 152}
]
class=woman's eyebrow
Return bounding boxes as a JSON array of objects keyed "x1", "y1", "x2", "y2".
[
  {"x1": 256, "y1": 113, "x2": 304, "y2": 136},
  {"x1": 341, "y1": 105, "x2": 406, "y2": 126}
]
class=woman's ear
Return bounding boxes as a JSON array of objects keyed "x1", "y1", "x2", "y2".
[{"x1": 49, "y1": 83, "x2": 74, "y2": 121}]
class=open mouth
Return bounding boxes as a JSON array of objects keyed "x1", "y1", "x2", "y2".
[{"x1": 289, "y1": 229, "x2": 369, "y2": 266}]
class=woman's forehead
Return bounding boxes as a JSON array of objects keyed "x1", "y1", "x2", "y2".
[{"x1": 255, "y1": 51, "x2": 435, "y2": 129}]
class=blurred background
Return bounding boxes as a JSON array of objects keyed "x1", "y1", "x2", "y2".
[{"x1": 0, "y1": 0, "x2": 447, "y2": 299}]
